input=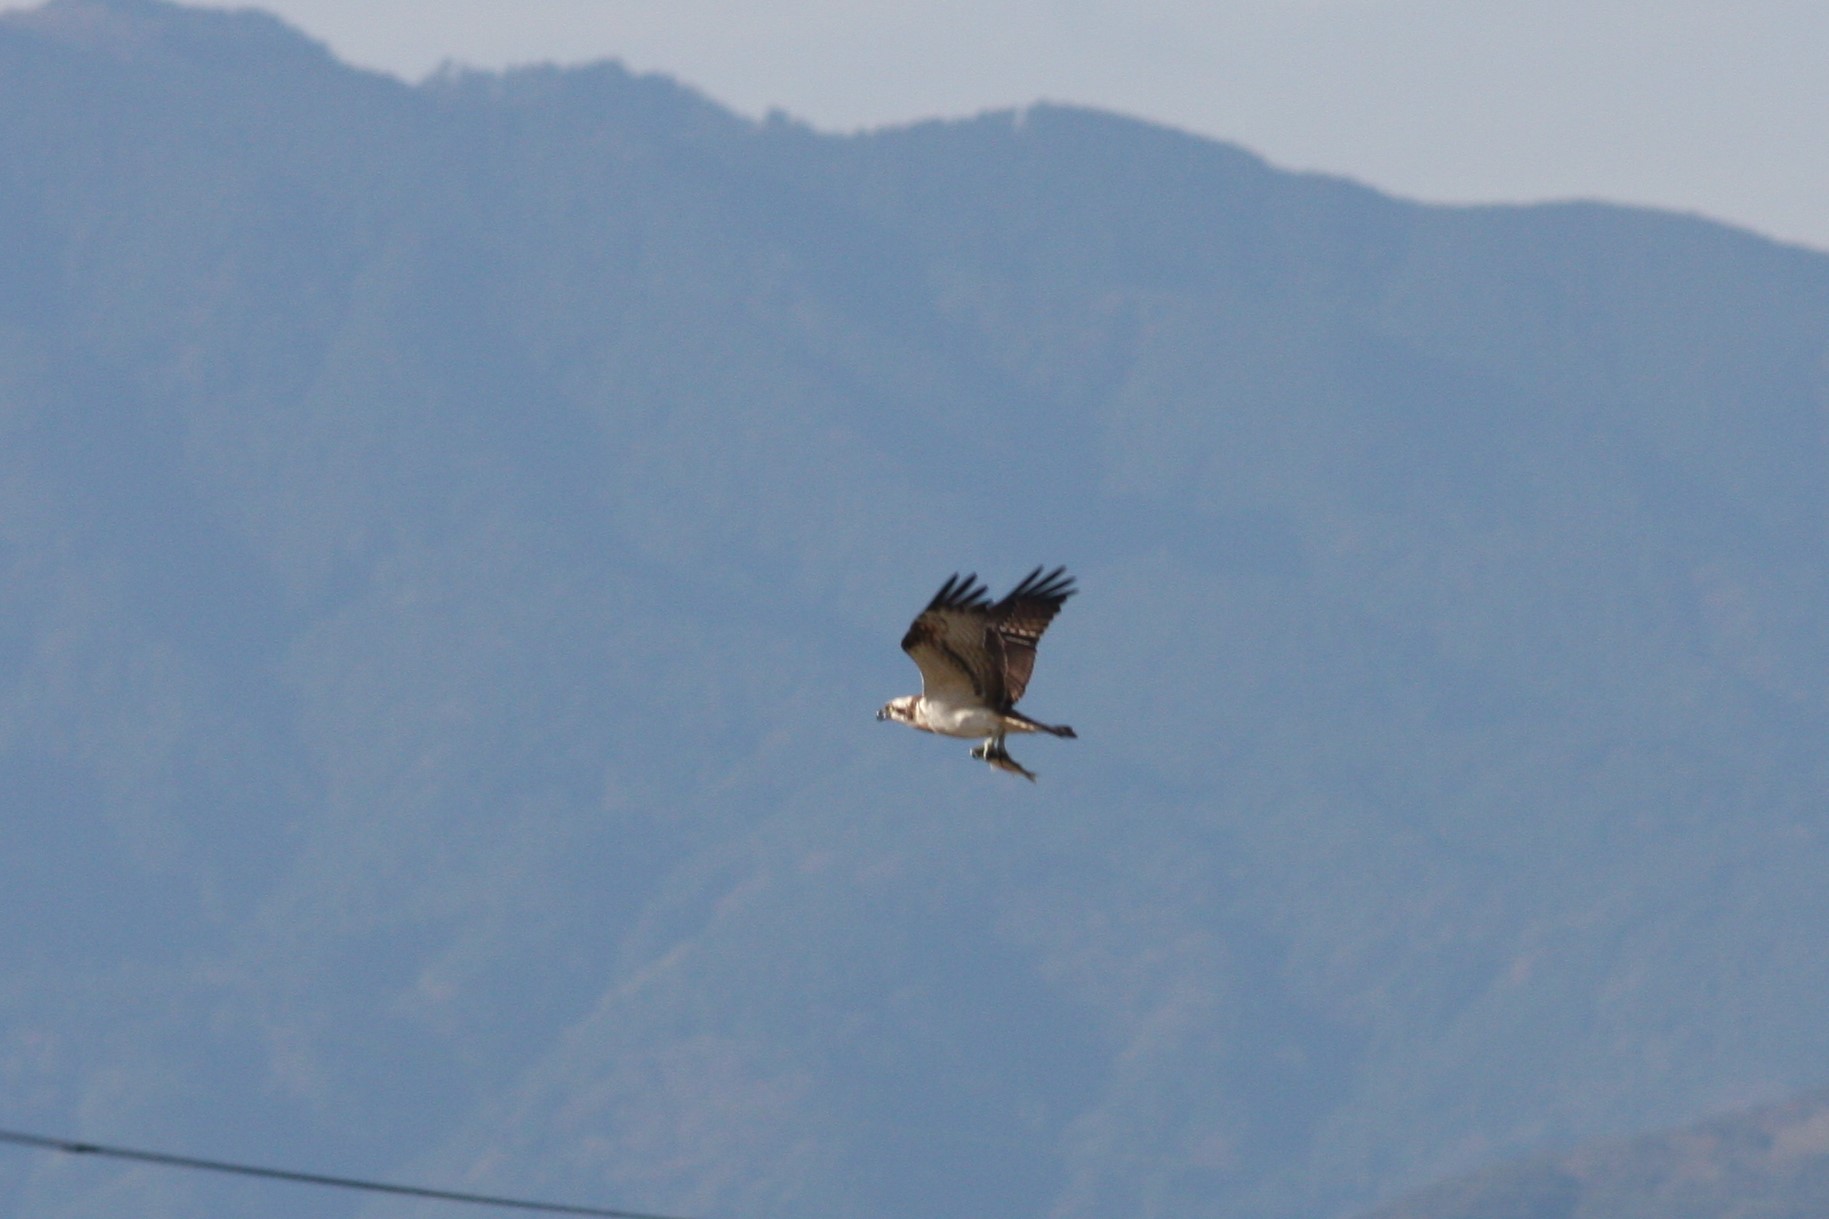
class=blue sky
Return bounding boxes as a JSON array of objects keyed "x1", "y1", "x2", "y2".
[{"x1": 13, "y1": 0, "x2": 1828, "y2": 251}]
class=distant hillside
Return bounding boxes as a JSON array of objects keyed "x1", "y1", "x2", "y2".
[
  {"x1": 4, "y1": 2, "x2": 1829, "y2": 1218},
  {"x1": 1361, "y1": 1087, "x2": 1829, "y2": 1219}
]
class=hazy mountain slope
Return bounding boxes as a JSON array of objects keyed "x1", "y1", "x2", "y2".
[
  {"x1": 3, "y1": 2, "x2": 1829, "y2": 1217},
  {"x1": 1361, "y1": 1086, "x2": 1829, "y2": 1219}
]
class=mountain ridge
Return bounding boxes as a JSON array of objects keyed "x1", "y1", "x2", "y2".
[{"x1": 1362, "y1": 1087, "x2": 1829, "y2": 1219}]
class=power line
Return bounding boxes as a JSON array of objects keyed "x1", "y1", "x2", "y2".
[{"x1": 0, "y1": 1127, "x2": 699, "y2": 1219}]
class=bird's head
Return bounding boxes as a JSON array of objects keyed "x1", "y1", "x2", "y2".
[{"x1": 876, "y1": 696, "x2": 917, "y2": 724}]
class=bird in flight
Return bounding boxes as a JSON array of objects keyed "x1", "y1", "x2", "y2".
[{"x1": 877, "y1": 566, "x2": 1077, "y2": 780}]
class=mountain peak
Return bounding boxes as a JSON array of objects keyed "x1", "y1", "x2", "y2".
[{"x1": 2, "y1": 0, "x2": 333, "y2": 70}]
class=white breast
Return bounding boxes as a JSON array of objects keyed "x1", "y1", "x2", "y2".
[{"x1": 915, "y1": 695, "x2": 1002, "y2": 738}]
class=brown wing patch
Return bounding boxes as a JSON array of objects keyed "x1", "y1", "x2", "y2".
[
  {"x1": 897, "y1": 568, "x2": 1075, "y2": 709},
  {"x1": 988, "y1": 566, "x2": 1076, "y2": 706},
  {"x1": 900, "y1": 573, "x2": 999, "y2": 701}
]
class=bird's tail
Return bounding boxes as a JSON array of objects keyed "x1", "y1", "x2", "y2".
[{"x1": 1006, "y1": 710, "x2": 1077, "y2": 738}]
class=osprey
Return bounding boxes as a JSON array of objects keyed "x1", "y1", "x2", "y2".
[{"x1": 877, "y1": 566, "x2": 1078, "y2": 781}]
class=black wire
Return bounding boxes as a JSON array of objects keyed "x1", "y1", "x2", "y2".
[{"x1": 0, "y1": 1127, "x2": 698, "y2": 1219}]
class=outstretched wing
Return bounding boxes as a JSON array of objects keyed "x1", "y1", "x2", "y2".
[
  {"x1": 901, "y1": 573, "x2": 1001, "y2": 704},
  {"x1": 988, "y1": 565, "x2": 1075, "y2": 706}
]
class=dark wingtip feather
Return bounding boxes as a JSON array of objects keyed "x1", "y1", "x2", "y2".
[
  {"x1": 1007, "y1": 565, "x2": 1076, "y2": 606},
  {"x1": 926, "y1": 571, "x2": 991, "y2": 612}
]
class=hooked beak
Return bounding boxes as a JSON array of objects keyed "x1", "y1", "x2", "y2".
[{"x1": 875, "y1": 708, "x2": 889, "y2": 721}]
